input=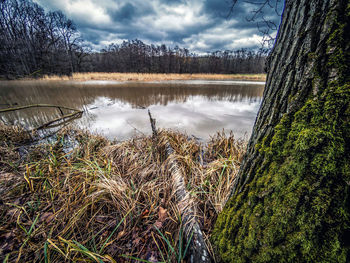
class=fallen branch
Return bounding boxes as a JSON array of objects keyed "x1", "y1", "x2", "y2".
[
  {"x1": 148, "y1": 109, "x2": 157, "y2": 138},
  {"x1": 0, "y1": 104, "x2": 80, "y2": 113},
  {"x1": 148, "y1": 110, "x2": 211, "y2": 263},
  {"x1": 35, "y1": 111, "x2": 82, "y2": 130},
  {"x1": 0, "y1": 104, "x2": 83, "y2": 131}
]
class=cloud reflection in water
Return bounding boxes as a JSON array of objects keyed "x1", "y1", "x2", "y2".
[{"x1": 81, "y1": 95, "x2": 261, "y2": 141}]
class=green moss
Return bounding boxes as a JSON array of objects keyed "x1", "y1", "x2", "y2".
[
  {"x1": 212, "y1": 2, "x2": 350, "y2": 262},
  {"x1": 213, "y1": 83, "x2": 350, "y2": 263}
]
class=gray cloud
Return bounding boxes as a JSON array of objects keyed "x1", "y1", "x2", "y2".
[
  {"x1": 107, "y1": 2, "x2": 155, "y2": 23},
  {"x1": 34, "y1": 0, "x2": 284, "y2": 53},
  {"x1": 109, "y1": 3, "x2": 136, "y2": 22}
]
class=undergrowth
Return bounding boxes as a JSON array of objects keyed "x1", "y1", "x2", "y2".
[{"x1": 0, "y1": 123, "x2": 246, "y2": 262}]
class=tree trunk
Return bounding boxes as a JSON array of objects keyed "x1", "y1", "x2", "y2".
[{"x1": 213, "y1": 0, "x2": 350, "y2": 262}]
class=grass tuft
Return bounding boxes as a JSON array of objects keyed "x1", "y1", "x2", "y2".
[{"x1": 0, "y1": 124, "x2": 246, "y2": 262}]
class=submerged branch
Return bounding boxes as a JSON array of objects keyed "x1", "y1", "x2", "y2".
[
  {"x1": 0, "y1": 103, "x2": 83, "y2": 132},
  {"x1": 35, "y1": 111, "x2": 83, "y2": 131},
  {"x1": 0, "y1": 104, "x2": 81, "y2": 113}
]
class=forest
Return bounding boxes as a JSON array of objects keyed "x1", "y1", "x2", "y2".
[{"x1": 0, "y1": 0, "x2": 267, "y2": 78}]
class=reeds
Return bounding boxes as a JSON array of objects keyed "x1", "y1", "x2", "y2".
[
  {"x1": 0, "y1": 124, "x2": 246, "y2": 262},
  {"x1": 38, "y1": 72, "x2": 266, "y2": 82}
]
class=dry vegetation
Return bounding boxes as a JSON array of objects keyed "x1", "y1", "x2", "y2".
[
  {"x1": 0, "y1": 124, "x2": 246, "y2": 262},
  {"x1": 38, "y1": 72, "x2": 266, "y2": 82}
]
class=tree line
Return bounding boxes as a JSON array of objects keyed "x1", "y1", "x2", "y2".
[
  {"x1": 0, "y1": 0, "x2": 267, "y2": 78},
  {"x1": 87, "y1": 40, "x2": 268, "y2": 74},
  {"x1": 0, "y1": 0, "x2": 84, "y2": 77}
]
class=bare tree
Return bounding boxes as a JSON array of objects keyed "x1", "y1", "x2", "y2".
[{"x1": 0, "y1": 0, "x2": 83, "y2": 78}]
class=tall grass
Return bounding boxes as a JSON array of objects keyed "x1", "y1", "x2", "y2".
[
  {"x1": 38, "y1": 72, "x2": 266, "y2": 82},
  {"x1": 0, "y1": 124, "x2": 246, "y2": 262}
]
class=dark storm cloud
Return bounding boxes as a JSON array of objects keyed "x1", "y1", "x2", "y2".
[
  {"x1": 203, "y1": 0, "x2": 237, "y2": 17},
  {"x1": 203, "y1": 0, "x2": 281, "y2": 30},
  {"x1": 34, "y1": 0, "x2": 283, "y2": 53},
  {"x1": 82, "y1": 29, "x2": 102, "y2": 44},
  {"x1": 107, "y1": 2, "x2": 155, "y2": 22},
  {"x1": 109, "y1": 3, "x2": 136, "y2": 22}
]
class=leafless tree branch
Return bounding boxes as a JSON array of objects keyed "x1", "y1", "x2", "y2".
[{"x1": 227, "y1": 0, "x2": 284, "y2": 48}]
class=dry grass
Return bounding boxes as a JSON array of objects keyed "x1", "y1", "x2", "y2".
[
  {"x1": 0, "y1": 124, "x2": 246, "y2": 262},
  {"x1": 38, "y1": 72, "x2": 266, "y2": 82}
]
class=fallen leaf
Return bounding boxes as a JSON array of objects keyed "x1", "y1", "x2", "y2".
[
  {"x1": 141, "y1": 209, "x2": 149, "y2": 218},
  {"x1": 153, "y1": 221, "x2": 162, "y2": 229},
  {"x1": 158, "y1": 207, "x2": 167, "y2": 222},
  {"x1": 116, "y1": 230, "x2": 125, "y2": 240},
  {"x1": 147, "y1": 255, "x2": 158, "y2": 263}
]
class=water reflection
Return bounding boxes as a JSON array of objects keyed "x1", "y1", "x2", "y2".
[{"x1": 0, "y1": 80, "x2": 264, "y2": 140}]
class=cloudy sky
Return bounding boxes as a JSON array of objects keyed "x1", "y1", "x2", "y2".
[{"x1": 33, "y1": 0, "x2": 284, "y2": 53}]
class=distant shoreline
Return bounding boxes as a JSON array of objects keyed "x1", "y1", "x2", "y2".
[{"x1": 23, "y1": 72, "x2": 266, "y2": 82}]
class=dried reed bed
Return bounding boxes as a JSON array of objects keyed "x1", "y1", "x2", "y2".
[
  {"x1": 0, "y1": 124, "x2": 246, "y2": 262},
  {"x1": 39, "y1": 72, "x2": 266, "y2": 82}
]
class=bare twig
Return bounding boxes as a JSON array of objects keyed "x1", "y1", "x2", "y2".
[{"x1": 227, "y1": 0, "x2": 283, "y2": 48}]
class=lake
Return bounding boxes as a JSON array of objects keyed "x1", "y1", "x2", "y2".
[{"x1": 0, "y1": 80, "x2": 264, "y2": 141}]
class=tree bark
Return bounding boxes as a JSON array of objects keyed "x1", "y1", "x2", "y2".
[{"x1": 213, "y1": 0, "x2": 350, "y2": 262}]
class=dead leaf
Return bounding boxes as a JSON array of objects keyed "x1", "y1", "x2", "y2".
[
  {"x1": 153, "y1": 221, "x2": 163, "y2": 229},
  {"x1": 141, "y1": 209, "x2": 149, "y2": 218},
  {"x1": 116, "y1": 230, "x2": 125, "y2": 240},
  {"x1": 147, "y1": 255, "x2": 158, "y2": 263},
  {"x1": 158, "y1": 207, "x2": 167, "y2": 222}
]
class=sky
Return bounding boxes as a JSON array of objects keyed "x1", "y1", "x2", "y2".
[{"x1": 33, "y1": 0, "x2": 284, "y2": 53}]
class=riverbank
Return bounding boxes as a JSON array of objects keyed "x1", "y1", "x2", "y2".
[
  {"x1": 36, "y1": 73, "x2": 266, "y2": 82},
  {"x1": 0, "y1": 124, "x2": 245, "y2": 262}
]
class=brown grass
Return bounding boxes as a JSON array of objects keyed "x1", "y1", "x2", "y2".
[
  {"x1": 38, "y1": 72, "x2": 266, "y2": 82},
  {"x1": 0, "y1": 124, "x2": 246, "y2": 262}
]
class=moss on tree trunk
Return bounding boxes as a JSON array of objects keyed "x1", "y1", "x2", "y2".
[{"x1": 212, "y1": 0, "x2": 350, "y2": 262}]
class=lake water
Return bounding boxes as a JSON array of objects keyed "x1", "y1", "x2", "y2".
[{"x1": 0, "y1": 80, "x2": 264, "y2": 141}]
